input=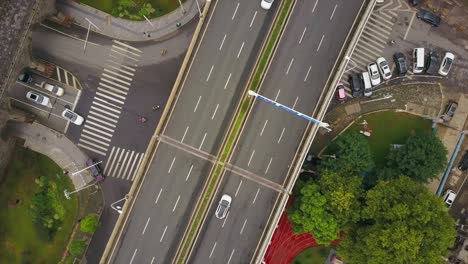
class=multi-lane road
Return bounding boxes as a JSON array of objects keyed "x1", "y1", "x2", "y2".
[{"x1": 188, "y1": 0, "x2": 365, "y2": 263}]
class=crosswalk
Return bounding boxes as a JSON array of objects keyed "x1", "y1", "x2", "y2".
[
  {"x1": 104, "y1": 147, "x2": 145, "y2": 181},
  {"x1": 340, "y1": 0, "x2": 412, "y2": 97},
  {"x1": 77, "y1": 40, "x2": 142, "y2": 156}
]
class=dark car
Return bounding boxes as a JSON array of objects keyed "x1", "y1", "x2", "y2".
[
  {"x1": 445, "y1": 102, "x2": 458, "y2": 117},
  {"x1": 393, "y1": 52, "x2": 408, "y2": 75},
  {"x1": 409, "y1": 0, "x2": 421, "y2": 6},
  {"x1": 86, "y1": 158, "x2": 104, "y2": 180},
  {"x1": 417, "y1": 10, "x2": 441, "y2": 26},
  {"x1": 18, "y1": 72, "x2": 33, "y2": 83},
  {"x1": 425, "y1": 51, "x2": 440, "y2": 75},
  {"x1": 349, "y1": 73, "x2": 362, "y2": 97},
  {"x1": 458, "y1": 150, "x2": 468, "y2": 171}
]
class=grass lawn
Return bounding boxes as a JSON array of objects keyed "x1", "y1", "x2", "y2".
[
  {"x1": 347, "y1": 111, "x2": 432, "y2": 167},
  {"x1": 292, "y1": 246, "x2": 331, "y2": 264},
  {"x1": 80, "y1": 0, "x2": 182, "y2": 19},
  {"x1": 0, "y1": 146, "x2": 78, "y2": 264}
]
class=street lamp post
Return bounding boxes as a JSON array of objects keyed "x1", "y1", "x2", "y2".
[
  {"x1": 83, "y1": 17, "x2": 101, "y2": 53},
  {"x1": 178, "y1": 0, "x2": 186, "y2": 14},
  {"x1": 110, "y1": 195, "x2": 129, "y2": 214},
  {"x1": 64, "y1": 181, "x2": 98, "y2": 199},
  {"x1": 72, "y1": 160, "x2": 102, "y2": 176}
]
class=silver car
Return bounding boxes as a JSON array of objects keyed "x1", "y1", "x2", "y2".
[
  {"x1": 367, "y1": 63, "x2": 381, "y2": 86},
  {"x1": 62, "y1": 109, "x2": 84, "y2": 126},
  {"x1": 215, "y1": 194, "x2": 232, "y2": 219},
  {"x1": 26, "y1": 91, "x2": 49, "y2": 106}
]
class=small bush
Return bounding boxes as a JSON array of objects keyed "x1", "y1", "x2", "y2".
[
  {"x1": 69, "y1": 240, "x2": 86, "y2": 256},
  {"x1": 80, "y1": 214, "x2": 99, "y2": 234}
]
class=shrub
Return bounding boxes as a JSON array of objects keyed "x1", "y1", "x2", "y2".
[
  {"x1": 69, "y1": 240, "x2": 86, "y2": 256},
  {"x1": 80, "y1": 214, "x2": 99, "y2": 234}
]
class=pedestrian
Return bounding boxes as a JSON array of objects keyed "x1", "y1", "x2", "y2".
[{"x1": 153, "y1": 105, "x2": 160, "y2": 111}]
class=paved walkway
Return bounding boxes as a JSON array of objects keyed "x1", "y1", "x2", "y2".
[
  {"x1": 57, "y1": 0, "x2": 205, "y2": 41},
  {"x1": 5, "y1": 121, "x2": 93, "y2": 188}
]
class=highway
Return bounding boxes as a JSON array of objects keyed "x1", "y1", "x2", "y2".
[
  {"x1": 109, "y1": 0, "x2": 276, "y2": 263},
  {"x1": 189, "y1": 0, "x2": 365, "y2": 263}
]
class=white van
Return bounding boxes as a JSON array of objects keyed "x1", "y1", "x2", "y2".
[
  {"x1": 361, "y1": 72, "x2": 372, "y2": 96},
  {"x1": 413, "y1": 48, "x2": 425, "y2": 73}
]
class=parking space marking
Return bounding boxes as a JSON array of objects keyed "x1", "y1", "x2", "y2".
[{"x1": 9, "y1": 98, "x2": 63, "y2": 119}]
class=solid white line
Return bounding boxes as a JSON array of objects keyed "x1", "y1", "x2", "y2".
[
  {"x1": 286, "y1": 58, "x2": 294, "y2": 75},
  {"x1": 199, "y1": 133, "x2": 207, "y2": 150},
  {"x1": 64, "y1": 70, "x2": 69, "y2": 85},
  {"x1": 56, "y1": 68, "x2": 62, "y2": 82},
  {"x1": 160, "y1": 226, "x2": 167, "y2": 242},
  {"x1": 194, "y1": 96, "x2": 202, "y2": 112},
  {"x1": 150, "y1": 257, "x2": 155, "y2": 264},
  {"x1": 240, "y1": 219, "x2": 247, "y2": 234},
  {"x1": 155, "y1": 188, "x2": 163, "y2": 204},
  {"x1": 206, "y1": 65, "x2": 214, "y2": 82},
  {"x1": 132, "y1": 154, "x2": 144, "y2": 181},
  {"x1": 117, "y1": 150, "x2": 130, "y2": 178},
  {"x1": 253, "y1": 188, "x2": 260, "y2": 204},
  {"x1": 142, "y1": 217, "x2": 150, "y2": 234},
  {"x1": 211, "y1": 104, "x2": 219, "y2": 120},
  {"x1": 304, "y1": 66, "x2": 312, "y2": 82},
  {"x1": 90, "y1": 105, "x2": 119, "y2": 119},
  {"x1": 317, "y1": 35, "x2": 325, "y2": 52},
  {"x1": 121, "y1": 151, "x2": 135, "y2": 179},
  {"x1": 81, "y1": 128, "x2": 112, "y2": 142},
  {"x1": 104, "y1": 147, "x2": 116, "y2": 174},
  {"x1": 235, "y1": 180, "x2": 243, "y2": 197},
  {"x1": 219, "y1": 34, "x2": 226, "y2": 51},
  {"x1": 129, "y1": 249, "x2": 138, "y2": 264},
  {"x1": 260, "y1": 120, "x2": 268, "y2": 136},
  {"x1": 77, "y1": 143, "x2": 107, "y2": 156},
  {"x1": 113, "y1": 40, "x2": 142, "y2": 53},
  {"x1": 104, "y1": 68, "x2": 133, "y2": 81},
  {"x1": 232, "y1": 2, "x2": 240, "y2": 20},
  {"x1": 265, "y1": 157, "x2": 273, "y2": 174},
  {"x1": 278, "y1": 128, "x2": 285, "y2": 143},
  {"x1": 404, "y1": 12, "x2": 416, "y2": 40},
  {"x1": 274, "y1": 89, "x2": 281, "y2": 101},
  {"x1": 330, "y1": 4, "x2": 338, "y2": 20},
  {"x1": 186, "y1": 164, "x2": 194, "y2": 181},
  {"x1": 299, "y1": 27, "x2": 307, "y2": 44},
  {"x1": 237, "y1": 41, "x2": 245, "y2": 58},
  {"x1": 222, "y1": 212, "x2": 230, "y2": 228},
  {"x1": 168, "y1": 157, "x2": 176, "y2": 173},
  {"x1": 312, "y1": 0, "x2": 319, "y2": 13},
  {"x1": 181, "y1": 126, "x2": 189, "y2": 143},
  {"x1": 209, "y1": 242, "x2": 217, "y2": 258},
  {"x1": 227, "y1": 249, "x2": 235, "y2": 264},
  {"x1": 172, "y1": 195, "x2": 181, "y2": 212},
  {"x1": 78, "y1": 138, "x2": 108, "y2": 151},
  {"x1": 224, "y1": 73, "x2": 232, "y2": 90},
  {"x1": 292, "y1": 96, "x2": 299, "y2": 109},
  {"x1": 248, "y1": 150, "x2": 255, "y2": 167},
  {"x1": 250, "y1": 11, "x2": 257, "y2": 27}
]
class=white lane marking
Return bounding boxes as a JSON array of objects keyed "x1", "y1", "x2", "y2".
[
  {"x1": 150, "y1": 257, "x2": 155, "y2": 264},
  {"x1": 277, "y1": 128, "x2": 285, "y2": 143},
  {"x1": 252, "y1": 188, "x2": 260, "y2": 204},
  {"x1": 172, "y1": 195, "x2": 181, "y2": 212},
  {"x1": 304, "y1": 66, "x2": 312, "y2": 82},
  {"x1": 240, "y1": 219, "x2": 247, "y2": 234},
  {"x1": 199, "y1": 133, "x2": 207, "y2": 150},
  {"x1": 121, "y1": 151, "x2": 135, "y2": 180},
  {"x1": 129, "y1": 248, "x2": 138, "y2": 264},
  {"x1": 286, "y1": 57, "x2": 294, "y2": 75},
  {"x1": 237, "y1": 41, "x2": 245, "y2": 58},
  {"x1": 222, "y1": 212, "x2": 230, "y2": 228},
  {"x1": 181, "y1": 126, "x2": 189, "y2": 143},
  {"x1": 131, "y1": 153, "x2": 144, "y2": 181},
  {"x1": 40, "y1": 23, "x2": 100, "y2": 46},
  {"x1": 209, "y1": 242, "x2": 217, "y2": 258},
  {"x1": 330, "y1": 4, "x2": 338, "y2": 20},
  {"x1": 104, "y1": 68, "x2": 133, "y2": 81},
  {"x1": 224, "y1": 73, "x2": 232, "y2": 90},
  {"x1": 404, "y1": 12, "x2": 416, "y2": 40},
  {"x1": 142, "y1": 217, "x2": 150, "y2": 235},
  {"x1": 316, "y1": 35, "x2": 325, "y2": 52},
  {"x1": 227, "y1": 249, "x2": 235, "y2": 264},
  {"x1": 116, "y1": 151, "x2": 130, "y2": 178},
  {"x1": 194, "y1": 96, "x2": 202, "y2": 112},
  {"x1": 113, "y1": 40, "x2": 142, "y2": 53},
  {"x1": 219, "y1": 34, "x2": 226, "y2": 51},
  {"x1": 274, "y1": 89, "x2": 281, "y2": 101},
  {"x1": 159, "y1": 226, "x2": 167, "y2": 242},
  {"x1": 312, "y1": 0, "x2": 319, "y2": 13},
  {"x1": 106, "y1": 64, "x2": 135, "y2": 76},
  {"x1": 186, "y1": 164, "x2": 194, "y2": 181},
  {"x1": 168, "y1": 157, "x2": 176, "y2": 173},
  {"x1": 248, "y1": 150, "x2": 255, "y2": 167},
  {"x1": 299, "y1": 27, "x2": 307, "y2": 44},
  {"x1": 78, "y1": 139, "x2": 108, "y2": 151},
  {"x1": 111, "y1": 44, "x2": 141, "y2": 58},
  {"x1": 232, "y1": 2, "x2": 240, "y2": 20},
  {"x1": 235, "y1": 180, "x2": 243, "y2": 197},
  {"x1": 292, "y1": 96, "x2": 299, "y2": 109},
  {"x1": 206, "y1": 65, "x2": 214, "y2": 82},
  {"x1": 265, "y1": 157, "x2": 273, "y2": 174},
  {"x1": 260, "y1": 120, "x2": 268, "y2": 136},
  {"x1": 250, "y1": 11, "x2": 257, "y2": 27},
  {"x1": 155, "y1": 188, "x2": 163, "y2": 204},
  {"x1": 211, "y1": 104, "x2": 219, "y2": 120},
  {"x1": 102, "y1": 73, "x2": 131, "y2": 86}
]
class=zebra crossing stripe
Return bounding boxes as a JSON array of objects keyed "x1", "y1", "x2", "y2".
[
  {"x1": 113, "y1": 40, "x2": 142, "y2": 53},
  {"x1": 132, "y1": 154, "x2": 145, "y2": 181},
  {"x1": 121, "y1": 151, "x2": 135, "y2": 180},
  {"x1": 97, "y1": 88, "x2": 127, "y2": 101},
  {"x1": 77, "y1": 143, "x2": 107, "y2": 156},
  {"x1": 90, "y1": 105, "x2": 120, "y2": 119},
  {"x1": 102, "y1": 73, "x2": 131, "y2": 86},
  {"x1": 98, "y1": 83, "x2": 128, "y2": 95},
  {"x1": 100, "y1": 80, "x2": 130, "y2": 91},
  {"x1": 111, "y1": 149, "x2": 126, "y2": 178},
  {"x1": 104, "y1": 68, "x2": 134, "y2": 81},
  {"x1": 94, "y1": 96, "x2": 123, "y2": 110},
  {"x1": 79, "y1": 138, "x2": 108, "y2": 151},
  {"x1": 117, "y1": 150, "x2": 130, "y2": 178},
  {"x1": 84, "y1": 123, "x2": 114, "y2": 137},
  {"x1": 106, "y1": 65, "x2": 135, "y2": 76},
  {"x1": 95, "y1": 91, "x2": 126, "y2": 105},
  {"x1": 92, "y1": 101, "x2": 122, "y2": 114},
  {"x1": 106, "y1": 147, "x2": 121, "y2": 177},
  {"x1": 110, "y1": 48, "x2": 139, "y2": 62},
  {"x1": 85, "y1": 120, "x2": 115, "y2": 133},
  {"x1": 80, "y1": 133, "x2": 110, "y2": 147},
  {"x1": 104, "y1": 147, "x2": 117, "y2": 175},
  {"x1": 111, "y1": 44, "x2": 142, "y2": 58},
  {"x1": 87, "y1": 115, "x2": 117, "y2": 128},
  {"x1": 107, "y1": 59, "x2": 137, "y2": 72},
  {"x1": 88, "y1": 110, "x2": 118, "y2": 124},
  {"x1": 82, "y1": 128, "x2": 112, "y2": 142}
]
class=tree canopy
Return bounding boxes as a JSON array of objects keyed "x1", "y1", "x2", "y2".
[{"x1": 80, "y1": 214, "x2": 99, "y2": 234}]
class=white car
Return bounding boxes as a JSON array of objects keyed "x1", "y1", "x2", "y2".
[
  {"x1": 376, "y1": 57, "x2": 392, "y2": 80},
  {"x1": 43, "y1": 82, "x2": 65, "y2": 96},
  {"x1": 442, "y1": 189, "x2": 456, "y2": 207},
  {"x1": 215, "y1": 194, "x2": 232, "y2": 219},
  {"x1": 367, "y1": 63, "x2": 381, "y2": 86},
  {"x1": 261, "y1": 0, "x2": 274, "y2": 10},
  {"x1": 438, "y1": 52, "x2": 455, "y2": 76},
  {"x1": 62, "y1": 109, "x2": 84, "y2": 126},
  {"x1": 26, "y1": 91, "x2": 49, "y2": 106}
]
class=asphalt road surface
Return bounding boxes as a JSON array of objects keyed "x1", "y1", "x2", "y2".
[
  {"x1": 110, "y1": 0, "x2": 276, "y2": 263},
  {"x1": 189, "y1": 0, "x2": 365, "y2": 263}
]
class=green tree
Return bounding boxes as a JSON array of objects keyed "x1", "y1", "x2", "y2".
[
  {"x1": 384, "y1": 134, "x2": 447, "y2": 182},
  {"x1": 138, "y1": 3, "x2": 156, "y2": 18},
  {"x1": 80, "y1": 214, "x2": 99, "y2": 234},
  {"x1": 338, "y1": 176, "x2": 456, "y2": 264},
  {"x1": 320, "y1": 131, "x2": 374, "y2": 175},
  {"x1": 288, "y1": 183, "x2": 340, "y2": 244},
  {"x1": 69, "y1": 240, "x2": 86, "y2": 256}
]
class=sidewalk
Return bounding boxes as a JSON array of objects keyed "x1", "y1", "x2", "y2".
[
  {"x1": 5, "y1": 121, "x2": 93, "y2": 189},
  {"x1": 56, "y1": 0, "x2": 205, "y2": 41}
]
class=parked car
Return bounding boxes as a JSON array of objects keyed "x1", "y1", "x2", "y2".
[
  {"x1": 439, "y1": 52, "x2": 455, "y2": 76},
  {"x1": 215, "y1": 194, "x2": 232, "y2": 219},
  {"x1": 367, "y1": 63, "x2": 381, "y2": 86},
  {"x1": 443, "y1": 189, "x2": 457, "y2": 207},
  {"x1": 18, "y1": 72, "x2": 33, "y2": 83},
  {"x1": 425, "y1": 51, "x2": 440, "y2": 75},
  {"x1": 361, "y1": 72, "x2": 372, "y2": 97},
  {"x1": 261, "y1": 0, "x2": 274, "y2": 10},
  {"x1": 86, "y1": 158, "x2": 105, "y2": 181},
  {"x1": 393, "y1": 52, "x2": 408, "y2": 75},
  {"x1": 42, "y1": 82, "x2": 64, "y2": 96},
  {"x1": 62, "y1": 109, "x2": 84, "y2": 125},
  {"x1": 26, "y1": 91, "x2": 49, "y2": 106},
  {"x1": 413, "y1": 48, "x2": 425, "y2": 74},
  {"x1": 409, "y1": 0, "x2": 422, "y2": 6},
  {"x1": 458, "y1": 150, "x2": 468, "y2": 171},
  {"x1": 336, "y1": 82, "x2": 346, "y2": 101},
  {"x1": 417, "y1": 10, "x2": 441, "y2": 26},
  {"x1": 349, "y1": 73, "x2": 362, "y2": 97},
  {"x1": 376, "y1": 57, "x2": 392, "y2": 80},
  {"x1": 445, "y1": 101, "x2": 458, "y2": 117}
]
